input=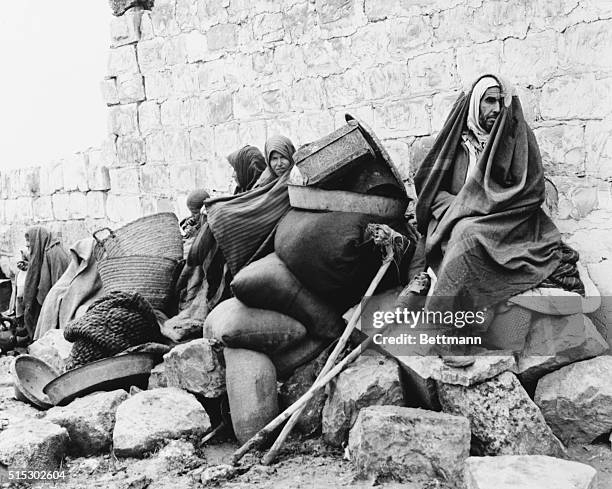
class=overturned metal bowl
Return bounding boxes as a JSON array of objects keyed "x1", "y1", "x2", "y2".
[
  {"x1": 43, "y1": 353, "x2": 156, "y2": 406},
  {"x1": 12, "y1": 355, "x2": 59, "y2": 410}
]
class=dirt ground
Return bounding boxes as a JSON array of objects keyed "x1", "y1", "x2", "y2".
[{"x1": 1, "y1": 355, "x2": 611, "y2": 489}]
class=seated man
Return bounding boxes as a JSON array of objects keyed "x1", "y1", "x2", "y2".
[{"x1": 398, "y1": 74, "x2": 583, "y2": 362}]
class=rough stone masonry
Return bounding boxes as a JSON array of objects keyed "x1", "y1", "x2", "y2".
[{"x1": 1, "y1": 0, "x2": 611, "y2": 294}]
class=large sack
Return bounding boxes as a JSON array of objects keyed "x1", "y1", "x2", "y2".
[
  {"x1": 206, "y1": 298, "x2": 307, "y2": 355},
  {"x1": 224, "y1": 348, "x2": 278, "y2": 444},
  {"x1": 231, "y1": 253, "x2": 344, "y2": 339},
  {"x1": 275, "y1": 210, "x2": 409, "y2": 310},
  {"x1": 271, "y1": 336, "x2": 331, "y2": 380}
]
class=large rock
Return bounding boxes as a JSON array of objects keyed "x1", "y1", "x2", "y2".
[
  {"x1": 279, "y1": 346, "x2": 330, "y2": 437},
  {"x1": 465, "y1": 455, "x2": 597, "y2": 489},
  {"x1": 535, "y1": 356, "x2": 612, "y2": 445},
  {"x1": 322, "y1": 353, "x2": 404, "y2": 447},
  {"x1": 113, "y1": 387, "x2": 211, "y2": 457},
  {"x1": 46, "y1": 389, "x2": 128, "y2": 455},
  {"x1": 517, "y1": 314, "x2": 608, "y2": 386},
  {"x1": 438, "y1": 372, "x2": 566, "y2": 457},
  {"x1": 348, "y1": 405, "x2": 470, "y2": 486},
  {"x1": 0, "y1": 418, "x2": 69, "y2": 471},
  {"x1": 397, "y1": 353, "x2": 517, "y2": 409},
  {"x1": 28, "y1": 329, "x2": 73, "y2": 373},
  {"x1": 147, "y1": 362, "x2": 168, "y2": 389},
  {"x1": 163, "y1": 339, "x2": 225, "y2": 398}
]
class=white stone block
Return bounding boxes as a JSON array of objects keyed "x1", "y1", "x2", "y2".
[
  {"x1": 163, "y1": 130, "x2": 190, "y2": 163},
  {"x1": 106, "y1": 194, "x2": 142, "y2": 223},
  {"x1": 189, "y1": 126, "x2": 214, "y2": 160},
  {"x1": 32, "y1": 196, "x2": 53, "y2": 222},
  {"x1": 109, "y1": 167, "x2": 140, "y2": 195},
  {"x1": 116, "y1": 136, "x2": 146, "y2": 166},
  {"x1": 52, "y1": 193, "x2": 70, "y2": 221},
  {"x1": 170, "y1": 63, "x2": 198, "y2": 96},
  {"x1": 184, "y1": 30, "x2": 208, "y2": 63},
  {"x1": 107, "y1": 103, "x2": 139, "y2": 137},
  {"x1": 541, "y1": 75, "x2": 612, "y2": 120},
  {"x1": 63, "y1": 153, "x2": 89, "y2": 192},
  {"x1": 87, "y1": 150, "x2": 111, "y2": 191},
  {"x1": 387, "y1": 17, "x2": 433, "y2": 60},
  {"x1": 67, "y1": 193, "x2": 87, "y2": 220},
  {"x1": 207, "y1": 23, "x2": 238, "y2": 52},
  {"x1": 117, "y1": 73, "x2": 146, "y2": 104},
  {"x1": 86, "y1": 191, "x2": 107, "y2": 219},
  {"x1": 136, "y1": 38, "x2": 164, "y2": 73},
  {"x1": 107, "y1": 44, "x2": 140, "y2": 76},
  {"x1": 144, "y1": 70, "x2": 173, "y2": 100},
  {"x1": 456, "y1": 41, "x2": 503, "y2": 88},
  {"x1": 373, "y1": 97, "x2": 431, "y2": 138},
  {"x1": 110, "y1": 8, "x2": 142, "y2": 48},
  {"x1": 100, "y1": 77, "x2": 120, "y2": 106}
]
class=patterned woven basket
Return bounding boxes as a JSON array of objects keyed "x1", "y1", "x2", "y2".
[
  {"x1": 93, "y1": 213, "x2": 183, "y2": 261},
  {"x1": 97, "y1": 255, "x2": 180, "y2": 311}
]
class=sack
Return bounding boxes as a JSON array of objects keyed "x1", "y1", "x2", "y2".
[
  {"x1": 231, "y1": 253, "x2": 344, "y2": 339},
  {"x1": 275, "y1": 210, "x2": 395, "y2": 310},
  {"x1": 224, "y1": 347, "x2": 278, "y2": 445},
  {"x1": 206, "y1": 298, "x2": 307, "y2": 355},
  {"x1": 271, "y1": 336, "x2": 331, "y2": 380}
]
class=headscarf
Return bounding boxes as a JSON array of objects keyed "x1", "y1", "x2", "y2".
[
  {"x1": 23, "y1": 226, "x2": 70, "y2": 337},
  {"x1": 414, "y1": 73, "x2": 561, "y2": 310},
  {"x1": 227, "y1": 145, "x2": 267, "y2": 194},
  {"x1": 466, "y1": 76, "x2": 500, "y2": 148},
  {"x1": 254, "y1": 135, "x2": 296, "y2": 187},
  {"x1": 186, "y1": 188, "x2": 210, "y2": 214}
]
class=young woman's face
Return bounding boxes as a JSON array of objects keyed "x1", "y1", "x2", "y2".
[{"x1": 269, "y1": 151, "x2": 291, "y2": 177}]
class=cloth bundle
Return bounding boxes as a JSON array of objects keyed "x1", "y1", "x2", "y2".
[{"x1": 64, "y1": 291, "x2": 160, "y2": 370}]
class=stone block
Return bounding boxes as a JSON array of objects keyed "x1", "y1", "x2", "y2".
[
  {"x1": 163, "y1": 339, "x2": 226, "y2": 398},
  {"x1": 108, "y1": 103, "x2": 139, "y2": 137},
  {"x1": 32, "y1": 196, "x2": 54, "y2": 222},
  {"x1": 252, "y1": 12, "x2": 284, "y2": 43},
  {"x1": 348, "y1": 406, "x2": 470, "y2": 486},
  {"x1": 145, "y1": 131, "x2": 166, "y2": 163},
  {"x1": 207, "y1": 23, "x2": 238, "y2": 52},
  {"x1": 322, "y1": 353, "x2": 404, "y2": 447},
  {"x1": 350, "y1": 22, "x2": 390, "y2": 68},
  {"x1": 163, "y1": 130, "x2": 190, "y2": 163},
  {"x1": 207, "y1": 91, "x2": 234, "y2": 124},
  {"x1": 86, "y1": 191, "x2": 107, "y2": 219},
  {"x1": 387, "y1": 17, "x2": 433, "y2": 60},
  {"x1": 170, "y1": 63, "x2": 198, "y2": 96},
  {"x1": 373, "y1": 98, "x2": 431, "y2": 138},
  {"x1": 136, "y1": 38, "x2": 164, "y2": 74},
  {"x1": 52, "y1": 193, "x2": 70, "y2": 221},
  {"x1": 291, "y1": 78, "x2": 325, "y2": 111},
  {"x1": 456, "y1": 41, "x2": 503, "y2": 88},
  {"x1": 438, "y1": 372, "x2": 566, "y2": 457},
  {"x1": 106, "y1": 194, "x2": 142, "y2": 223},
  {"x1": 107, "y1": 44, "x2": 139, "y2": 76},
  {"x1": 161, "y1": 98, "x2": 183, "y2": 128},
  {"x1": 116, "y1": 136, "x2": 146, "y2": 166},
  {"x1": 184, "y1": 30, "x2": 208, "y2": 63},
  {"x1": 161, "y1": 36, "x2": 187, "y2": 67},
  {"x1": 535, "y1": 355, "x2": 612, "y2": 445},
  {"x1": 117, "y1": 73, "x2": 146, "y2": 104},
  {"x1": 362, "y1": 63, "x2": 410, "y2": 101},
  {"x1": 517, "y1": 314, "x2": 609, "y2": 386},
  {"x1": 138, "y1": 101, "x2": 161, "y2": 135},
  {"x1": 148, "y1": 363, "x2": 167, "y2": 389},
  {"x1": 144, "y1": 70, "x2": 173, "y2": 100},
  {"x1": 585, "y1": 119, "x2": 612, "y2": 180},
  {"x1": 87, "y1": 150, "x2": 111, "y2": 191},
  {"x1": 109, "y1": 167, "x2": 140, "y2": 194},
  {"x1": 233, "y1": 87, "x2": 262, "y2": 119},
  {"x1": 261, "y1": 85, "x2": 291, "y2": 114},
  {"x1": 197, "y1": 0, "x2": 229, "y2": 30},
  {"x1": 101, "y1": 77, "x2": 120, "y2": 106},
  {"x1": 189, "y1": 126, "x2": 214, "y2": 160},
  {"x1": 100, "y1": 136, "x2": 119, "y2": 168},
  {"x1": 560, "y1": 20, "x2": 612, "y2": 73},
  {"x1": 140, "y1": 164, "x2": 170, "y2": 195},
  {"x1": 431, "y1": 91, "x2": 461, "y2": 132},
  {"x1": 168, "y1": 164, "x2": 200, "y2": 192},
  {"x1": 296, "y1": 112, "x2": 335, "y2": 146},
  {"x1": 316, "y1": 0, "x2": 366, "y2": 38},
  {"x1": 238, "y1": 119, "x2": 267, "y2": 148},
  {"x1": 0, "y1": 418, "x2": 69, "y2": 471},
  {"x1": 541, "y1": 75, "x2": 612, "y2": 120},
  {"x1": 212, "y1": 123, "x2": 240, "y2": 159},
  {"x1": 471, "y1": 0, "x2": 528, "y2": 42},
  {"x1": 588, "y1": 261, "x2": 612, "y2": 344},
  {"x1": 63, "y1": 153, "x2": 89, "y2": 192},
  {"x1": 113, "y1": 387, "x2": 211, "y2": 457},
  {"x1": 46, "y1": 390, "x2": 128, "y2": 455},
  {"x1": 110, "y1": 7, "x2": 142, "y2": 47},
  {"x1": 534, "y1": 124, "x2": 585, "y2": 174},
  {"x1": 302, "y1": 40, "x2": 349, "y2": 77},
  {"x1": 465, "y1": 455, "x2": 597, "y2": 489},
  {"x1": 502, "y1": 31, "x2": 559, "y2": 86},
  {"x1": 68, "y1": 193, "x2": 87, "y2": 220},
  {"x1": 175, "y1": 0, "x2": 199, "y2": 31},
  {"x1": 149, "y1": 0, "x2": 179, "y2": 37},
  {"x1": 408, "y1": 51, "x2": 458, "y2": 94}
]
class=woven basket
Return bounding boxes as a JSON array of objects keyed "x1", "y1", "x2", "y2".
[
  {"x1": 98, "y1": 255, "x2": 179, "y2": 311},
  {"x1": 93, "y1": 213, "x2": 183, "y2": 261}
]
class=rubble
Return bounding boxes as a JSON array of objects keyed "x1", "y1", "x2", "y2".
[
  {"x1": 112, "y1": 387, "x2": 211, "y2": 457},
  {"x1": 535, "y1": 355, "x2": 612, "y2": 445},
  {"x1": 348, "y1": 405, "x2": 470, "y2": 486},
  {"x1": 322, "y1": 353, "x2": 404, "y2": 447},
  {"x1": 0, "y1": 418, "x2": 69, "y2": 471},
  {"x1": 516, "y1": 313, "x2": 608, "y2": 386},
  {"x1": 162, "y1": 338, "x2": 225, "y2": 398},
  {"x1": 438, "y1": 372, "x2": 566, "y2": 457},
  {"x1": 201, "y1": 464, "x2": 237, "y2": 485},
  {"x1": 279, "y1": 346, "x2": 330, "y2": 437},
  {"x1": 28, "y1": 329, "x2": 73, "y2": 373},
  {"x1": 45, "y1": 389, "x2": 128, "y2": 455},
  {"x1": 396, "y1": 353, "x2": 516, "y2": 409},
  {"x1": 465, "y1": 455, "x2": 598, "y2": 489},
  {"x1": 147, "y1": 362, "x2": 167, "y2": 389}
]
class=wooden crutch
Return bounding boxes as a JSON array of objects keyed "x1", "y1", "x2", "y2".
[{"x1": 232, "y1": 224, "x2": 409, "y2": 466}]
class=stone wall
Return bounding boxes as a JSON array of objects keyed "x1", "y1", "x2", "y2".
[{"x1": 1, "y1": 0, "x2": 612, "y2": 269}]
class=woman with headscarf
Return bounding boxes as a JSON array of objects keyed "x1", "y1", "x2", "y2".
[
  {"x1": 227, "y1": 145, "x2": 267, "y2": 194},
  {"x1": 22, "y1": 226, "x2": 70, "y2": 341},
  {"x1": 253, "y1": 135, "x2": 296, "y2": 188}
]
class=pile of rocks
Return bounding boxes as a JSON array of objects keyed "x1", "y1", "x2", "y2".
[{"x1": 1, "y1": 302, "x2": 608, "y2": 488}]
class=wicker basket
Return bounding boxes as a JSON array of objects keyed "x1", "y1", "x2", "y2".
[
  {"x1": 98, "y1": 255, "x2": 180, "y2": 311},
  {"x1": 93, "y1": 213, "x2": 183, "y2": 261}
]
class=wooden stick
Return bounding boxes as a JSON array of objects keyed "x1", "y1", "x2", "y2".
[
  {"x1": 260, "y1": 258, "x2": 393, "y2": 465},
  {"x1": 233, "y1": 225, "x2": 408, "y2": 466}
]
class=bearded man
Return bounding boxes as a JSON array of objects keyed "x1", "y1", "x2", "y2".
[{"x1": 396, "y1": 74, "x2": 583, "y2": 363}]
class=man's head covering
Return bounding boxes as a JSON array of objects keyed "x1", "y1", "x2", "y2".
[
  {"x1": 264, "y1": 135, "x2": 296, "y2": 176},
  {"x1": 186, "y1": 188, "x2": 210, "y2": 214},
  {"x1": 466, "y1": 76, "x2": 500, "y2": 147},
  {"x1": 227, "y1": 145, "x2": 267, "y2": 194}
]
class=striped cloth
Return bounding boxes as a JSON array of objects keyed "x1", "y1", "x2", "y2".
[{"x1": 205, "y1": 171, "x2": 292, "y2": 276}]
